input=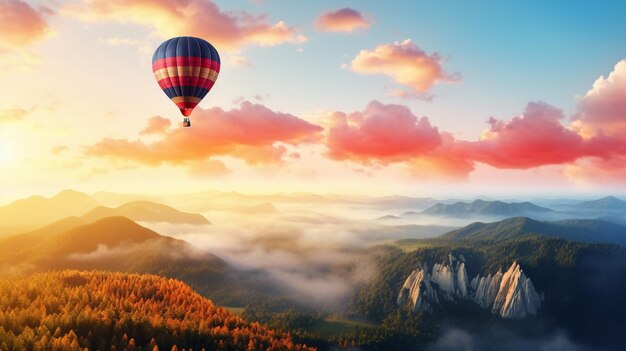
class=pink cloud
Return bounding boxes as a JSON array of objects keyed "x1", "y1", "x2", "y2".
[
  {"x1": 566, "y1": 156, "x2": 626, "y2": 185},
  {"x1": 322, "y1": 98, "x2": 626, "y2": 180},
  {"x1": 326, "y1": 101, "x2": 442, "y2": 164},
  {"x1": 574, "y1": 60, "x2": 626, "y2": 137},
  {"x1": 0, "y1": 0, "x2": 51, "y2": 48},
  {"x1": 140, "y1": 116, "x2": 171, "y2": 135},
  {"x1": 466, "y1": 102, "x2": 587, "y2": 168},
  {"x1": 85, "y1": 101, "x2": 323, "y2": 167},
  {"x1": 66, "y1": 0, "x2": 306, "y2": 51},
  {"x1": 350, "y1": 39, "x2": 457, "y2": 92},
  {"x1": 316, "y1": 8, "x2": 372, "y2": 33},
  {"x1": 187, "y1": 159, "x2": 230, "y2": 177},
  {"x1": 406, "y1": 133, "x2": 475, "y2": 180},
  {"x1": 564, "y1": 60, "x2": 626, "y2": 184},
  {"x1": 390, "y1": 89, "x2": 434, "y2": 101}
]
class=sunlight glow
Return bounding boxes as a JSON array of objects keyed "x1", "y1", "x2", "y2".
[{"x1": 0, "y1": 139, "x2": 15, "y2": 166}]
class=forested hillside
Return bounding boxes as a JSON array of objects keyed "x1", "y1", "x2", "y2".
[
  {"x1": 350, "y1": 237, "x2": 626, "y2": 350},
  {"x1": 0, "y1": 270, "x2": 315, "y2": 351}
]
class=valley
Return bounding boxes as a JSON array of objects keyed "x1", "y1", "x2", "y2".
[{"x1": 1, "y1": 190, "x2": 626, "y2": 350}]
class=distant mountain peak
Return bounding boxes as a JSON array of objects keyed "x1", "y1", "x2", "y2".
[
  {"x1": 421, "y1": 200, "x2": 554, "y2": 217},
  {"x1": 600, "y1": 195, "x2": 623, "y2": 202},
  {"x1": 82, "y1": 201, "x2": 210, "y2": 225},
  {"x1": 440, "y1": 216, "x2": 626, "y2": 245},
  {"x1": 0, "y1": 190, "x2": 100, "y2": 234},
  {"x1": 53, "y1": 189, "x2": 92, "y2": 199},
  {"x1": 62, "y1": 216, "x2": 160, "y2": 241},
  {"x1": 83, "y1": 215, "x2": 145, "y2": 227},
  {"x1": 576, "y1": 196, "x2": 626, "y2": 210}
]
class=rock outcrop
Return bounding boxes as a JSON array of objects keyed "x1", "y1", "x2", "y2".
[
  {"x1": 490, "y1": 262, "x2": 541, "y2": 318},
  {"x1": 398, "y1": 254, "x2": 541, "y2": 319},
  {"x1": 470, "y1": 270, "x2": 503, "y2": 308},
  {"x1": 431, "y1": 254, "x2": 469, "y2": 299},
  {"x1": 397, "y1": 265, "x2": 439, "y2": 312}
]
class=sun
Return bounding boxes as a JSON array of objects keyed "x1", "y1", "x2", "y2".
[{"x1": 0, "y1": 140, "x2": 15, "y2": 166}]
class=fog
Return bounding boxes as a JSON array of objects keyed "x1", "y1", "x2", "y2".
[
  {"x1": 67, "y1": 243, "x2": 129, "y2": 260},
  {"x1": 428, "y1": 325, "x2": 590, "y2": 351},
  {"x1": 138, "y1": 201, "x2": 542, "y2": 307},
  {"x1": 141, "y1": 211, "x2": 387, "y2": 307}
]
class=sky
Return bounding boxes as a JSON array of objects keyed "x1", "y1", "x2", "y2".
[{"x1": 1, "y1": 0, "x2": 626, "y2": 202}]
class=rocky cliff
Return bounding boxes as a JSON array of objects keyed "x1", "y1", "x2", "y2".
[
  {"x1": 397, "y1": 266, "x2": 439, "y2": 312},
  {"x1": 398, "y1": 254, "x2": 541, "y2": 319},
  {"x1": 431, "y1": 254, "x2": 469, "y2": 299},
  {"x1": 490, "y1": 262, "x2": 541, "y2": 318}
]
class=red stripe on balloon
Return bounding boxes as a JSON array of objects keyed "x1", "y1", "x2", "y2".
[
  {"x1": 175, "y1": 101, "x2": 199, "y2": 109},
  {"x1": 157, "y1": 76, "x2": 217, "y2": 89},
  {"x1": 152, "y1": 57, "x2": 220, "y2": 71}
]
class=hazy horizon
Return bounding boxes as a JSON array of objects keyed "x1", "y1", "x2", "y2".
[{"x1": 3, "y1": 187, "x2": 626, "y2": 208}]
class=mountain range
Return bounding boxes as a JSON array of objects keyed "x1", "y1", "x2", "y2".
[
  {"x1": 0, "y1": 190, "x2": 209, "y2": 238},
  {"x1": 0, "y1": 214, "x2": 279, "y2": 307},
  {"x1": 0, "y1": 190, "x2": 99, "y2": 235},
  {"x1": 438, "y1": 216, "x2": 626, "y2": 245},
  {"x1": 0, "y1": 216, "x2": 224, "y2": 276},
  {"x1": 82, "y1": 200, "x2": 210, "y2": 224},
  {"x1": 420, "y1": 199, "x2": 555, "y2": 217},
  {"x1": 573, "y1": 196, "x2": 626, "y2": 212}
]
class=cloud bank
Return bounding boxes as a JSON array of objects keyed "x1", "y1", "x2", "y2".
[
  {"x1": 326, "y1": 100, "x2": 442, "y2": 164},
  {"x1": 316, "y1": 8, "x2": 372, "y2": 33},
  {"x1": 350, "y1": 39, "x2": 457, "y2": 93},
  {"x1": 0, "y1": 0, "x2": 52, "y2": 70},
  {"x1": 85, "y1": 101, "x2": 323, "y2": 170},
  {"x1": 0, "y1": 0, "x2": 50, "y2": 48},
  {"x1": 65, "y1": 0, "x2": 306, "y2": 51},
  {"x1": 84, "y1": 60, "x2": 626, "y2": 184}
]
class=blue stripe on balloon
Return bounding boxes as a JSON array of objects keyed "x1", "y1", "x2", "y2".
[
  {"x1": 152, "y1": 37, "x2": 218, "y2": 61},
  {"x1": 176, "y1": 37, "x2": 189, "y2": 97},
  {"x1": 165, "y1": 38, "x2": 182, "y2": 97},
  {"x1": 188, "y1": 38, "x2": 202, "y2": 98},
  {"x1": 163, "y1": 87, "x2": 209, "y2": 98},
  {"x1": 188, "y1": 37, "x2": 202, "y2": 57}
]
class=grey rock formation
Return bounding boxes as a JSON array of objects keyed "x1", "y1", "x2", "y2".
[
  {"x1": 397, "y1": 265, "x2": 439, "y2": 312},
  {"x1": 431, "y1": 254, "x2": 469, "y2": 299},
  {"x1": 470, "y1": 270, "x2": 503, "y2": 308},
  {"x1": 398, "y1": 255, "x2": 541, "y2": 319},
  {"x1": 491, "y1": 262, "x2": 541, "y2": 318}
]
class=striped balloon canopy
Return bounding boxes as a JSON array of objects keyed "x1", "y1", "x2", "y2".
[{"x1": 152, "y1": 36, "x2": 220, "y2": 118}]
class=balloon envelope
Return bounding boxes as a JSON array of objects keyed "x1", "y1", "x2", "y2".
[{"x1": 152, "y1": 36, "x2": 220, "y2": 117}]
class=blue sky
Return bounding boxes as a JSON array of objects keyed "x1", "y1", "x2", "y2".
[
  {"x1": 1, "y1": 0, "x2": 626, "y2": 200},
  {"x1": 218, "y1": 0, "x2": 626, "y2": 131}
]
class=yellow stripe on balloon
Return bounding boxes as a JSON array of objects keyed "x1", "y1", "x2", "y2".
[
  {"x1": 154, "y1": 67, "x2": 219, "y2": 80},
  {"x1": 170, "y1": 96, "x2": 203, "y2": 104},
  {"x1": 208, "y1": 70, "x2": 218, "y2": 81}
]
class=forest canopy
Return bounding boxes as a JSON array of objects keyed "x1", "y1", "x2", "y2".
[{"x1": 0, "y1": 270, "x2": 315, "y2": 351}]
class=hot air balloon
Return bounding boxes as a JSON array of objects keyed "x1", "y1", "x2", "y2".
[{"x1": 152, "y1": 36, "x2": 220, "y2": 127}]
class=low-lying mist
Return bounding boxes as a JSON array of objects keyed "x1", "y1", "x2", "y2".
[
  {"x1": 142, "y1": 211, "x2": 389, "y2": 308},
  {"x1": 139, "y1": 201, "x2": 481, "y2": 308},
  {"x1": 428, "y1": 325, "x2": 591, "y2": 351}
]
